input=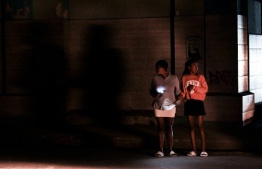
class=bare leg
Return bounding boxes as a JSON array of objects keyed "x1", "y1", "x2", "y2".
[
  {"x1": 155, "y1": 117, "x2": 165, "y2": 153},
  {"x1": 188, "y1": 116, "x2": 197, "y2": 153},
  {"x1": 165, "y1": 117, "x2": 174, "y2": 152},
  {"x1": 197, "y1": 115, "x2": 206, "y2": 152}
]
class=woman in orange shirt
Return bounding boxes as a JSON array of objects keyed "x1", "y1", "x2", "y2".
[{"x1": 181, "y1": 58, "x2": 208, "y2": 157}]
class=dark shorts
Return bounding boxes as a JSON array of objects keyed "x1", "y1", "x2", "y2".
[{"x1": 184, "y1": 99, "x2": 206, "y2": 116}]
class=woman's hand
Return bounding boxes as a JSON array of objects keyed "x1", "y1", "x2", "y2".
[
  {"x1": 187, "y1": 85, "x2": 194, "y2": 92},
  {"x1": 155, "y1": 93, "x2": 162, "y2": 99},
  {"x1": 174, "y1": 94, "x2": 183, "y2": 106}
]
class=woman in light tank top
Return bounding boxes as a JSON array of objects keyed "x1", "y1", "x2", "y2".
[{"x1": 149, "y1": 60, "x2": 183, "y2": 157}]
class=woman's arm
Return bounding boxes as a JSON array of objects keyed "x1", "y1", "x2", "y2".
[{"x1": 194, "y1": 75, "x2": 208, "y2": 94}]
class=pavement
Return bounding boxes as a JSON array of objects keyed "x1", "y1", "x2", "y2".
[
  {"x1": 0, "y1": 104, "x2": 262, "y2": 168},
  {"x1": 1, "y1": 116, "x2": 262, "y2": 151},
  {"x1": 0, "y1": 122, "x2": 262, "y2": 169},
  {"x1": 0, "y1": 146, "x2": 262, "y2": 169}
]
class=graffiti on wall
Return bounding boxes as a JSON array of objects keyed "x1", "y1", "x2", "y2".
[{"x1": 208, "y1": 70, "x2": 236, "y2": 86}]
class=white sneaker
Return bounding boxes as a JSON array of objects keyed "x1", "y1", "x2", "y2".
[
  {"x1": 187, "y1": 151, "x2": 197, "y2": 156},
  {"x1": 170, "y1": 150, "x2": 177, "y2": 157},
  {"x1": 155, "y1": 151, "x2": 164, "y2": 157},
  {"x1": 200, "y1": 151, "x2": 208, "y2": 157}
]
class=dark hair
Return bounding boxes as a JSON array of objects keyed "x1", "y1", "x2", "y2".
[
  {"x1": 155, "y1": 60, "x2": 168, "y2": 71},
  {"x1": 182, "y1": 58, "x2": 198, "y2": 76}
]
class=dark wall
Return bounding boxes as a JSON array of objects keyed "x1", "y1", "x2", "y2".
[
  {"x1": 0, "y1": 0, "x2": 260, "y2": 123},
  {"x1": 248, "y1": 0, "x2": 262, "y2": 34}
]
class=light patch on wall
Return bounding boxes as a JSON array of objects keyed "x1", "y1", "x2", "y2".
[
  {"x1": 186, "y1": 36, "x2": 201, "y2": 60},
  {"x1": 5, "y1": 0, "x2": 34, "y2": 20},
  {"x1": 56, "y1": 0, "x2": 69, "y2": 19}
]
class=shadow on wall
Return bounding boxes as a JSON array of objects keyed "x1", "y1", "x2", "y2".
[
  {"x1": 22, "y1": 21, "x2": 68, "y2": 129},
  {"x1": 70, "y1": 24, "x2": 124, "y2": 127},
  {"x1": 21, "y1": 22, "x2": 125, "y2": 129}
]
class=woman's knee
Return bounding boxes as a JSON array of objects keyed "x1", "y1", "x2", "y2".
[{"x1": 157, "y1": 125, "x2": 165, "y2": 133}]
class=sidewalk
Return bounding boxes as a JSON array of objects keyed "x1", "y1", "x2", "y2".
[
  {"x1": 1, "y1": 103, "x2": 262, "y2": 152},
  {"x1": 1, "y1": 111, "x2": 262, "y2": 168},
  {"x1": 1, "y1": 116, "x2": 262, "y2": 152},
  {"x1": 0, "y1": 146, "x2": 262, "y2": 169}
]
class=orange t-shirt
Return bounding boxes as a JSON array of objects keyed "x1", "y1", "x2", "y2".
[{"x1": 181, "y1": 74, "x2": 208, "y2": 101}]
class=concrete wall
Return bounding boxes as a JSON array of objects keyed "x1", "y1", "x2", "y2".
[{"x1": 0, "y1": 0, "x2": 257, "y2": 122}]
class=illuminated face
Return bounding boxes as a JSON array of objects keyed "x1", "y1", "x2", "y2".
[
  {"x1": 188, "y1": 62, "x2": 198, "y2": 75},
  {"x1": 156, "y1": 66, "x2": 165, "y2": 74}
]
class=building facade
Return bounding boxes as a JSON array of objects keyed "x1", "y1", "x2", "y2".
[{"x1": 0, "y1": 0, "x2": 261, "y2": 125}]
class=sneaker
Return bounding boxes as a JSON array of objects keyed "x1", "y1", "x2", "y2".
[
  {"x1": 155, "y1": 151, "x2": 164, "y2": 157},
  {"x1": 187, "y1": 151, "x2": 197, "y2": 156},
  {"x1": 169, "y1": 150, "x2": 177, "y2": 157},
  {"x1": 200, "y1": 151, "x2": 208, "y2": 157}
]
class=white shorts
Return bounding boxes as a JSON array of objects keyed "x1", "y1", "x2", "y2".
[{"x1": 154, "y1": 106, "x2": 176, "y2": 117}]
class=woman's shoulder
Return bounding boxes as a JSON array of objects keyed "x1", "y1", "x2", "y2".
[
  {"x1": 181, "y1": 74, "x2": 190, "y2": 78},
  {"x1": 169, "y1": 73, "x2": 179, "y2": 79},
  {"x1": 152, "y1": 74, "x2": 164, "y2": 81},
  {"x1": 197, "y1": 73, "x2": 205, "y2": 78},
  {"x1": 153, "y1": 74, "x2": 164, "y2": 78},
  {"x1": 197, "y1": 73, "x2": 207, "y2": 81}
]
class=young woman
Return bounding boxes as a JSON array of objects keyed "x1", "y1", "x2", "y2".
[
  {"x1": 181, "y1": 58, "x2": 208, "y2": 157},
  {"x1": 149, "y1": 60, "x2": 182, "y2": 157}
]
